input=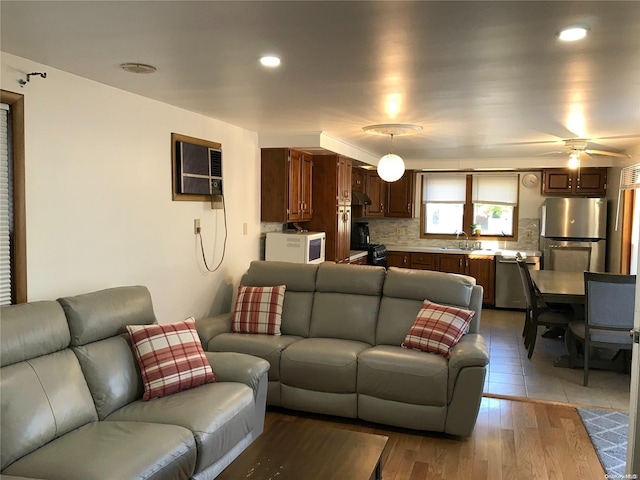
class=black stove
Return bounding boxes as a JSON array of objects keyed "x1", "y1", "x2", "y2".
[{"x1": 351, "y1": 242, "x2": 387, "y2": 266}]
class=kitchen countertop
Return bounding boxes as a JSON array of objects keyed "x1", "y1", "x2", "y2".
[
  {"x1": 385, "y1": 245, "x2": 541, "y2": 257},
  {"x1": 349, "y1": 250, "x2": 368, "y2": 261}
]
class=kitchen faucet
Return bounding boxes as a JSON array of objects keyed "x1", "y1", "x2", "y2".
[{"x1": 455, "y1": 230, "x2": 469, "y2": 250}]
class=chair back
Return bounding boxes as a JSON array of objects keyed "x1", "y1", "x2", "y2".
[
  {"x1": 584, "y1": 272, "x2": 636, "y2": 344},
  {"x1": 516, "y1": 253, "x2": 536, "y2": 310}
]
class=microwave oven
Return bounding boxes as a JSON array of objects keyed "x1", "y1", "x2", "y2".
[{"x1": 265, "y1": 231, "x2": 326, "y2": 264}]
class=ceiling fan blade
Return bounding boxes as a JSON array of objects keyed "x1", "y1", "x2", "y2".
[
  {"x1": 585, "y1": 149, "x2": 631, "y2": 158},
  {"x1": 538, "y1": 151, "x2": 565, "y2": 156}
]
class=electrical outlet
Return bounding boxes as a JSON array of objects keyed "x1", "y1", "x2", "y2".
[
  {"x1": 194, "y1": 219, "x2": 201, "y2": 234},
  {"x1": 243, "y1": 223, "x2": 248, "y2": 236},
  {"x1": 397, "y1": 227, "x2": 408, "y2": 237}
]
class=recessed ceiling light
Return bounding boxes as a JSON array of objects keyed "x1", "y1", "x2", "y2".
[
  {"x1": 558, "y1": 27, "x2": 588, "y2": 42},
  {"x1": 260, "y1": 55, "x2": 281, "y2": 67},
  {"x1": 120, "y1": 63, "x2": 157, "y2": 74}
]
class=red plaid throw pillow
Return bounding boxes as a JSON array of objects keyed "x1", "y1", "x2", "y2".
[
  {"x1": 127, "y1": 318, "x2": 216, "y2": 401},
  {"x1": 402, "y1": 300, "x2": 475, "y2": 358},
  {"x1": 231, "y1": 285, "x2": 286, "y2": 335}
]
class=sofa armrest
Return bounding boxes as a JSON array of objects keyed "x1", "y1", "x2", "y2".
[
  {"x1": 196, "y1": 313, "x2": 232, "y2": 348},
  {"x1": 204, "y1": 351, "x2": 269, "y2": 395},
  {"x1": 447, "y1": 333, "x2": 489, "y2": 397}
]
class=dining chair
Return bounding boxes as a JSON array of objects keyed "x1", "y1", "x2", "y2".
[
  {"x1": 515, "y1": 253, "x2": 574, "y2": 359},
  {"x1": 567, "y1": 272, "x2": 636, "y2": 386}
]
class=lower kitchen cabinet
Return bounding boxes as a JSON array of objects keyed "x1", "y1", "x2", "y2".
[
  {"x1": 468, "y1": 256, "x2": 495, "y2": 305},
  {"x1": 387, "y1": 251, "x2": 410, "y2": 268},
  {"x1": 409, "y1": 252, "x2": 437, "y2": 270},
  {"x1": 387, "y1": 250, "x2": 496, "y2": 305},
  {"x1": 437, "y1": 254, "x2": 467, "y2": 274}
]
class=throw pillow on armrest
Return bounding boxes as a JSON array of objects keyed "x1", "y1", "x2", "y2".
[
  {"x1": 127, "y1": 317, "x2": 216, "y2": 401},
  {"x1": 231, "y1": 285, "x2": 286, "y2": 335},
  {"x1": 402, "y1": 300, "x2": 476, "y2": 358}
]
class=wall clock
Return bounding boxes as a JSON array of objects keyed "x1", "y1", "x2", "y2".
[{"x1": 522, "y1": 173, "x2": 539, "y2": 188}]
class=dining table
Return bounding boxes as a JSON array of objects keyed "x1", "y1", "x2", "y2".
[{"x1": 529, "y1": 270, "x2": 585, "y2": 305}]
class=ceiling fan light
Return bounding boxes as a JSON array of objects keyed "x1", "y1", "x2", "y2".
[
  {"x1": 558, "y1": 27, "x2": 588, "y2": 42},
  {"x1": 377, "y1": 153, "x2": 405, "y2": 182},
  {"x1": 568, "y1": 151, "x2": 581, "y2": 169}
]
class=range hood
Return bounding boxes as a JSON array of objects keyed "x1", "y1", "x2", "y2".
[{"x1": 352, "y1": 191, "x2": 372, "y2": 205}]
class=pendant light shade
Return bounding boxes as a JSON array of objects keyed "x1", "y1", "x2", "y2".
[
  {"x1": 363, "y1": 123, "x2": 421, "y2": 183},
  {"x1": 377, "y1": 153, "x2": 405, "y2": 182}
]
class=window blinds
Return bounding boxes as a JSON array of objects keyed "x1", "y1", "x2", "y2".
[
  {"x1": 472, "y1": 174, "x2": 519, "y2": 205},
  {"x1": 0, "y1": 104, "x2": 11, "y2": 305},
  {"x1": 422, "y1": 174, "x2": 466, "y2": 203}
]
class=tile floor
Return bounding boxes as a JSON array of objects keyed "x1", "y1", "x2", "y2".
[{"x1": 480, "y1": 308, "x2": 631, "y2": 412}]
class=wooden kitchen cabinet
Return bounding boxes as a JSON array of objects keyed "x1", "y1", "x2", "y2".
[
  {"x1": 437, "y1": 254, "x2": 467, "y2": 274},
  {"x1": 352, "y1": 168, "x2": 365, "y2": 193},
  {"x1": 364, "y1": 170, "x2": 386, "y2": 217},
  {"x1": 387, "y1": 251, "x2": 411, "y2": 268},
  {"x1": 261, "y1": 148, "x2": 313, "y2": 222},
  {"x1": 362, "y1": 169, "x2": 415, "y2": 218},
  {"x1": 385, "y1": 171, "x2": 415, "y2": 218},
  {"x1": 467, "y1": 256, "x2": 495, "y2": 305},
  {"x1": 542, "y1": 168, "x2": 607, "y2": 196},
  {"x1": 410, "y1": 252, "x2": 437, "y2": 270},
  {"x1": 387, "y1": 250, "x2": 496, "y2": 304},
  {"x1": 307, "y1": 154, "x2": 353, "y2": 263}
]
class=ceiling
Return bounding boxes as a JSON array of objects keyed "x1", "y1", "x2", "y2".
[{"x1": 1, "y1": 1, "x2": 639, "y2": 168}]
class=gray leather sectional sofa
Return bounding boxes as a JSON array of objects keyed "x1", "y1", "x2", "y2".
[
  {"x1": 0, "y1": 286, "x2": 269, "y2": 480},
  {"x1": 198, "y1": 261, "x2": 489, "y2": 437}
]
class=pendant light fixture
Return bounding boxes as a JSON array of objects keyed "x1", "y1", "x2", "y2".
[{"x1": 363, "y1": 124, "x2": 422, "y2": 182}]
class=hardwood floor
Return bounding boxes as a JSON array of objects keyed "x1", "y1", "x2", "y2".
[{"x1": 265, "y1": 397, "x2": 606, "y2": 480}]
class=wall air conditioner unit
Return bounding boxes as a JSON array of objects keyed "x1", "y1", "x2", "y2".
[{"x1": 177, "y1": 141, "x2": 223, "y2": 196}]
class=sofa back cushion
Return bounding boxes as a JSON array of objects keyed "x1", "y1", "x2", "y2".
[
  {"x1": 376, "y1": 268, "x2": 477, "y2": 346},
  {"x1": 58, "y1": 285, "x2": 157, "y2": 346},
  {"x1": 1, "y1": 301, "x2": 70, "y2": 368},
  {"x1": 0, "y1": 302, "x2": 97, "y2": 470},
  {"x1": 57, "y1": 286, "x2": 156, "y2": 419},
  {"x1": 309, "y1": 264, "x2": 385, "y2": 344},
  {"x1": 241, "y1": 261, "x2": 319, "y2": 337}
]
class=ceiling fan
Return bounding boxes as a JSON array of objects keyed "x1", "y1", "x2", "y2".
[{"x1": 542, "y1": 138, "x2": 631, "y2": 169}]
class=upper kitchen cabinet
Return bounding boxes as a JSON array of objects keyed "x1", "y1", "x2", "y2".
[
  {"x1": 385, "y1": 171, "x2": 415, "y2": 218},
  {"x1": 307, "y1": 154, "x2": 353, "y2": 263},
  {"x1": 261, "y1": 148, "x2": 313, "y2": 222},
  {"x1": 362, "y1": 169, "x2": 415, "y2": 218},
  {"x1": 542, "y1": 168, "x2": 607, "y2": 196},
  {"x1": 364, "y1": 170, "x2": 386, "y2": 217},
  {"x1": 352, "y1": 167, "x2": 365, "y2": 193}
]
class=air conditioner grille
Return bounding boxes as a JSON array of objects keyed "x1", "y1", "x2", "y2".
[{"x1": 620, "y1": 164, "x2": 640, "y2": 190}]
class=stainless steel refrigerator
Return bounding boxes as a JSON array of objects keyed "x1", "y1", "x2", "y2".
[{"x1": 540, "y1": 197, "x2": 607, "y2": 272}]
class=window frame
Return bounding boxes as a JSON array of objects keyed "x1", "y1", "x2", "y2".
[
  {"x1": 420, "y1": 173, "x2": 519, "y2": 241},
  {"x1": 1, "y1": 90, "x2": 27, "y2": 304}
]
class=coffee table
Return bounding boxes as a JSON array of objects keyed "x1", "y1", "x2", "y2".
[{"x1": 217, "y1": 420, "x2": 388, "y2": 480}]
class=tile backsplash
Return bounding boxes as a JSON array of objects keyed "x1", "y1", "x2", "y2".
[{"x1": 362, "y1": 217, "x2": 540, "y2": 252}]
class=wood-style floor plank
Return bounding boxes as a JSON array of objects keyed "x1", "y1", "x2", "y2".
[{"x1": 263, "y1": 396, "x2": 607, "y2": 480}]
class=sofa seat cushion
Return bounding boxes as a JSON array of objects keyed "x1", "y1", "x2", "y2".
[
  {"x1": 105, "y1": 381, "x2": 255, "y2": 474},
  {"x1": 281, "y1": 338, "x2": 370, "y2": 393},
  {"x1": 208, "y1": 333, "x2": 302, "y2": 381},
  {"x1": 358, "y1": 345, "x2": 448, "y2": 407},
  {"x1": 2, "y1": 421, "x2": 196, "y2": 480}
]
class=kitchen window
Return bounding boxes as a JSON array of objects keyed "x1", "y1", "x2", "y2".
[{"x1": 421, "y1": 173, "x2": 519, "y2": 239}]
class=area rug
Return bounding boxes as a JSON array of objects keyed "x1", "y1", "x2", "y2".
[{"x1": 578, "y1": 408, "x2": 629, "y2": 477}]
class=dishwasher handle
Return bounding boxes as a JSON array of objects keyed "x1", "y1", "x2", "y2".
[{"x1": 497, "y1": 258, "x2": 539, "y2": 265}]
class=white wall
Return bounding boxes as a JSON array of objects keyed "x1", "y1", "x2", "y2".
[{"x1": 1, "y1": 53, "x2": 261, "y2": 323}]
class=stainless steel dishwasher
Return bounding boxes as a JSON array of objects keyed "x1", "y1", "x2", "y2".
[{"x1": 495, "y1": 251, "x2": 541, "y2": 309}]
